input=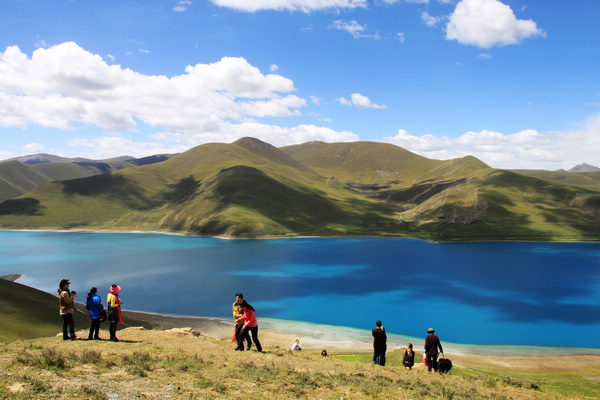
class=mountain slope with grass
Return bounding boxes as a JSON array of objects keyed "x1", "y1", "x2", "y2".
[
  {"x1": 0, "y1": 138, "x2": 598, "y2": 241},
  {"x1": 0, "y1": 155, "x2": 175, "y2": 203}
]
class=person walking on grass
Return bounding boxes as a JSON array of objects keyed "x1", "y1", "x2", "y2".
[
  {"x1": 106, "y1": 284, "x2": 123, "y2": 342},
  {"x1": 86, "y1": 287, "x2": 103, "y2": 340},
  {"x1": 424, "y1": 327, "x2": 443, "y2": 372},
  {"x1": 372, "y1": 320, "x2": 387, "y2": 366},
  {"x1": 239, "y1": 300, "x2": 263, "y2": 352},
  {"x1": 58, "y1": 279, "x2": 76, "y2": 341},
  {"x1": 233, "y1": 292, "x2": 252, "y2": 351}
]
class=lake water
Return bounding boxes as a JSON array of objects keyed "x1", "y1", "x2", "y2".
[{"x1": 1, "y1": 231, "x2": 599, "y2": 349}]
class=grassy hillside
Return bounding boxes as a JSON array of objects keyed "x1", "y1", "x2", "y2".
[
  {"x1": 0, "y1": 155, "x2": 174, "y2": 202},
  {"x1": 509, "y1": 169, "x2": 600, "y2": 191},
  {"x1": 0, "y1": 138, "x2": 598, "y2": 241}
]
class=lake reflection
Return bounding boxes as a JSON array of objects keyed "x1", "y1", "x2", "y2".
[{"x1": 1, "y1": 231, "x2": 598, "y2": 347}]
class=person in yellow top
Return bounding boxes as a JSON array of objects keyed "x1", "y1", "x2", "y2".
[
  {"x1": 106, "y1": 284, "x2": 123, "y2": 342},
  {"x1": 233, "y1": 292, "x2": 252, "y2": 351}
]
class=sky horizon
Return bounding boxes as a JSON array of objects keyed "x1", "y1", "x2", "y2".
[{"x1": 1, "y1": 0, "x2": 598, "y2": 170}]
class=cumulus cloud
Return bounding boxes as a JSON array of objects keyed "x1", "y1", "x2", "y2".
[
  {"x1": 379, "y1": 118, "x2": 600, "y2": 170},
  {"x1": 0, "y1": 42, "x2": 304, "y2": 131},
  {"x1": 23, "y1": 142, "x2": 45, "y2": 153},
  {"x1": 446, "y1": 0, "x2": 545, "y2": 48},
  {"x1": 422, "y1": 11, "x2": 444, "y2": 27},
  {"x1": 0, "y1": 42, "x2": 359, "y2": 159},
  {"x1": 338, "y1": 93, "x2": 387, "y2": 109},
  {"x1": 269, "y1": 64, "x2": 279, "y2": 72},
  {"x1": 210, "y1": 0, "x2": 367, "y2": 13}
]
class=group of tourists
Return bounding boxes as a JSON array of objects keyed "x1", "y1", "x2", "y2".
[
  {"x1": 372, "y1": 321, "x2": 445, "y2": 372},
  {"x1": 58, "y1": 278, "x2": 123, "y2": 342},
  {"x1": 59, "y1": 280, "x2": 447, "y2": 372}
]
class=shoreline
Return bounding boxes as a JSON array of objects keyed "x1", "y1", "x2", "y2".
[{"x1": 1, "y1": 227, "x2": 599, "y2": 244}]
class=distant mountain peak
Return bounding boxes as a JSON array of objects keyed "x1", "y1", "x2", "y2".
[
  {"x1": 567, "y1": 163, "x2": 600, "y2": 173},
  {"x1": 233, "y1": 137, "x2": 311, "y2": 172}
]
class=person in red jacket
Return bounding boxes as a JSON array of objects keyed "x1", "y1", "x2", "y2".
[
  {"x1": 424, "y1": 327, "x2": 443, "y2": 372},
  {"x1": 239, "y1": 300, "x2": 263, "y2": 352}
]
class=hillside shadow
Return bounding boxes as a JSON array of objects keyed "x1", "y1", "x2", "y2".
[
  {"x1": 0, "y1": 198, "x2": 42, "y2": 215},
  {"x1": 61, "y1": 174, "x2": 151, "y2": 210},
  {"x1": 377, "y1": 179, "x2": 467, "y2": 204},
  {"x1": 159, "y1": 176, "x2": 201, "y2": 204}
]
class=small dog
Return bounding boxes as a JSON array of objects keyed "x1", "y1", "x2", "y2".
[{"x1": 438, "y1": 358, "x2": 452, "y2": 374}]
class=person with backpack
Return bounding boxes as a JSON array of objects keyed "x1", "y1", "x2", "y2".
[
  {"x1": 424, "y1": 327, "x2": 443, "y2": 372},
  {"x1": 58, "y1": 278, "x2": 76, "y2": 341},
  {"x1": 106, "y1": 284, "x2": 123, "y2": 342},
  {"x1": 86, "y1": 287, "x2": 103, "y2": 340}
]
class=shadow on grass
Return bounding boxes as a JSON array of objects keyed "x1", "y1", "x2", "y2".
[{"x1": 0, "y1": 198, "x2": 42, "y2": 215}]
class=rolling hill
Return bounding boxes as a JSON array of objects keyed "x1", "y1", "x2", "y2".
[
  {"x1": 0, "y1": 138, "x2": 598, "y2": 241},
  {"x1": 0, "y1": 154, "x2": 175, "y2": 202}
]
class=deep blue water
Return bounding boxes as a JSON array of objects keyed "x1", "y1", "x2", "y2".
[{"x1": 0, "y1": 231, "x2": 599, "y2": 348}]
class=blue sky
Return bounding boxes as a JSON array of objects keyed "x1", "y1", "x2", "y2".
[{"x1": 0, "y1": 0, "x2": 598, "y2": 169}]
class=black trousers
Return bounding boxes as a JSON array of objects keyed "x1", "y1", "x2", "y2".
[
  {"x1": 62, "y1": 313, "x2": 75, "y2": 340},
  {"x1": 245, "y1": 326, "x2": 262, "y2": 352},
  {"x1": 373, "y1": 350, "x2": 386, "y2": 366},
  {"x1": 427, "y1": 353, "x2": 439, "y2": 372},
  {"x1": 89, "y1": 318, "x2": 100, "y2": 339},
  {"x1": 235, "y1": 324, "x2": 252, "y2": 349}
]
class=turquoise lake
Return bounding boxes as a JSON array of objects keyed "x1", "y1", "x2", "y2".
[{"x1": 0, "y1": 231, "x2": 599, "y2": 348}]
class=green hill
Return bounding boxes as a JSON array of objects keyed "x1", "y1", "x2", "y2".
[
  {"x1": 0, "y1": 155, "x2": 174, "y2": 202},
  {"x1": 509, "y1": 169, "x2": 600, "y2": 191},
  {"x1": 0, "y1": 138, "x2": 598, "y2": 241}
]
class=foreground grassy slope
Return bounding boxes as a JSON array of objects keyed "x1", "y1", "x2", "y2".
[
  {"x1": 0, "y1": 138, "x2": 598, "y2": 240},
  {"x1": 1, "y1": 327, "x2": 598, "y2": 399}
]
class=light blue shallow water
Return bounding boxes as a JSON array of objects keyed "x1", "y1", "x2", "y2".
[{"x1": 0, "y1": 231, "x2": 598, "y2": 348}]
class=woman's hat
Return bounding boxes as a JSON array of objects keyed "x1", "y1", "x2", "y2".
[
  {"x1": 109, "y1": 285, "x2": 121, "y2": 294},
  {"x1": 59, "y1": 279, "x2": 70, "y2": 288},
  {"x1": 427, "y1": 328, "x2": 435, "y2": 333}
]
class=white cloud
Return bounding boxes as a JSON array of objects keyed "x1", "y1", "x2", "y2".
[
  {"x1": 23, "y1": 142, "x2": 45, "y2": 153},
  {"x1": 269, "y1": 64, "x2": 279, "y2": 72},
  {"x1": 446, "y1": 0, "x2": 545, "y2": 48},
  {"x1": 173, "y1": 0, "x2": 192, "y2": 12},
  {"x1": 338, "y1": 93, "x2": 387, "y2": 109},
  {"x1": 106, "y1": 54, "x2": 115, "y2": 61},
  {"x1": 329, "y1": 20, "x2": 379, "y2": 39},
  {"x1": 0, "y1": 42, "x2": 305, "y2": 133},
  {"x1": 210, "y1": 0, "x2": 367, "y2": 12},
  {"x1": 66, "y1": 122, "x2": 359, "y2": 159},
  {"x1": 138, "y1": 49, "x2": 150, "y2": 54},
  {"x1": 310, "y1": 95, "x2": 324, "y2": 105},
  {"x1": 422, "y1": 11, "x2": 444, "y2": 27},
  {"x1": 478, "y1": 52, "x2": 492, "y2": 59},
  {"x1": 396, "y1": 32, "x2": 406, "y2": 42},
  {"x1": 379, "y1": 118, "x2": 600, "y2": 170}
]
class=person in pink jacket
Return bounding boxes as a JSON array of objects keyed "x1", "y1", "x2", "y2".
[{"x1": 239, "y1": 300, "x2": 263, "y2": 352}]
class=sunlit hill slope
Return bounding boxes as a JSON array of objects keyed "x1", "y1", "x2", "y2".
[{"x1": 0, "y1": 138, "x2": 598, "y2": 241}]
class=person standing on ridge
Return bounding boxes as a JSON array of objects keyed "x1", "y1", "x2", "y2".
[
  {"x1": 233, "y1": 293, "x2": 252, "y2": 351},
  {"x1": 106, "y1": 284, "x2": 123, "y2": 342},
  {"x1": 372, "y1": 320, "x2": 387, "y2": 366},
  {"x1": 424, "y1": 327, "x2": 443, "y2": 372},
  {"x1": 86, "y1": 287, "x2": 103, "y2": 340},
  {"x1": 239, "y1": 300, "x2": 263, "y2": 352},
  {"x1": 58, "y1": 279, "x2": 76, "y2": 340}
]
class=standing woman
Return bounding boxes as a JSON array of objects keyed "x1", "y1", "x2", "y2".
[
  {"x1": 240, "y1": 300, "x2": 263, "y2": 352},
  {"x1": 86, "y1": 287, "x2": 103, "y2": 340},
  {"x1": 58, "y1": 279, "x2": 76, "y2": 340},
  {"x1": 106, "y1": 284, "x2": 123, "y2": 342}
]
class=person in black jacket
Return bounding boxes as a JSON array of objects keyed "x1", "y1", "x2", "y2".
[
  {"x1": 424, "y1": 327, "x2": 443, "y2": 372},
  {"x1": 372, "y1": 320, "x2": 387, "y2": 366}
]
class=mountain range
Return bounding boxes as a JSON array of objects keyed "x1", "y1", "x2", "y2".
[{"x1": 0, "y1": 138, "x2": 598, "y2": 241}]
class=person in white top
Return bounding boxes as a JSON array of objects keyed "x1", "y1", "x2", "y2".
[{"x1": 291, "y1": 338, "x2": 302, "y2": 351}]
